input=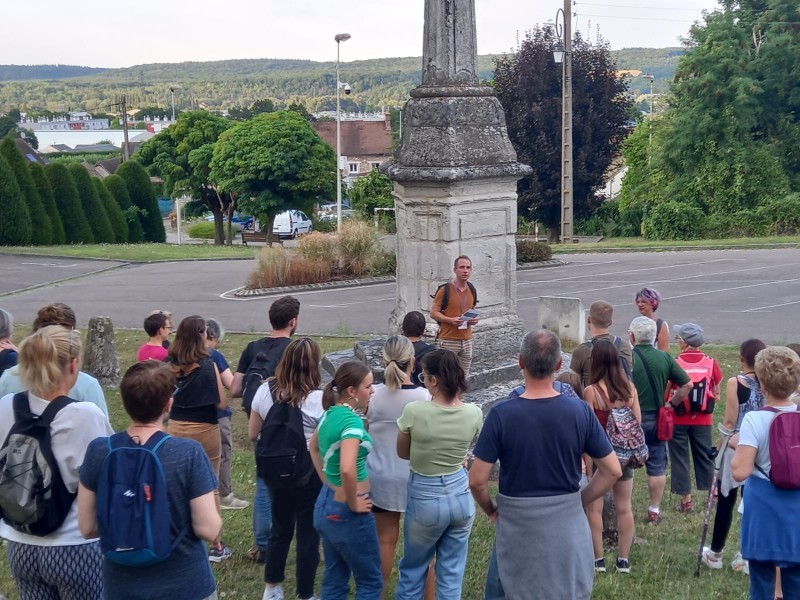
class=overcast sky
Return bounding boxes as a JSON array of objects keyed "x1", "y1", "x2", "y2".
[{"x1": 5, "y1": 0, "x2": 721, "y2": 68}]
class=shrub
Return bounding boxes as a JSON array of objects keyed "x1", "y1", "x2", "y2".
[
  {"x1": 116, "y1": 161, "x2": 166, "y2": 243},
  {"x1": 705, "y1": 210, "x2": 770, "y2": 238},
  {"x1": 68, "y1": 164, "x2": 115, "y2": 244},
  {"x1": 105, "y1": 175, "x2": 145, "y2": 243},
  {"x1": 30, "y1": 163, "x2": 65, "y2": 244},
  {"x1": 45, "y1": 162, "x2": 94, "y2": 244},
  {"x1": 297, "y1": 232, "x2": 337, "y2": 267},
  {"x1": 758, "y1": 194, "x2": 800, "y2": 235},
  {"x1": 369, "y1": 250, "x2": 397, "y2": 276},
  {"x1": 310, "y1": 214, "x2": 335, "y2": 233},
  {"x1": 1, "y1": 137, "x2": 51, "y2": 244},
  {"x1": 642, "y1": 201, "x2": 707, "y2": 241},
  {"x1": 0, "y1": 153, "x2": 32, "y2": 246},
  {"x1": 187, "y1": 221, "x2": 215, "y2": 239},
  {"x1": 247, "y1": 247, "x2": 329, "y2": 289},
  {"x1": 338, "y1": 220, "x2": 379, "y2": 277},
  {"x1": 93, "y1": 178, "x2": 128, "y2": 243},
  {"x1": 516, "y1": 240, "x2": 553, "y2": 263}
]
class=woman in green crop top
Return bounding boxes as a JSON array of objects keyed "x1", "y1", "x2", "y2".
[{"x1": 310, "y1": 361, "x2": 382, "y2": 599}]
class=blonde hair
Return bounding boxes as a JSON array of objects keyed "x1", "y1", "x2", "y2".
[
  {"x1": 18, "y1": 325, "x2": 81, "y2": 395},
  {"x1": 755, "y1": 346, "x2": 800, "y2": 400},
  {"x1": 382, "y1": 335, "x2": 414, "y2": 391}
]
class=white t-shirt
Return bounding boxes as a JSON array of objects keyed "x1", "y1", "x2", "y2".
[
  {"x1": 0, "y1": 391, "x2": 113, "y2": 546},
  {"x1": 738, "y1": 404, "x2": 799, "y2": 480},
  {"x1": 251, "y1": 382, "x2": 324, "y2": 446}
]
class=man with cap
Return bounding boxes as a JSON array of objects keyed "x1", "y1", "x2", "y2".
[{"x1": 667, "y1": 323, "x2": 723, "y2": 514}]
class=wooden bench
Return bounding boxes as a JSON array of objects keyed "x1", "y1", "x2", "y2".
[{"x1": 240, "y1": 231, "x2": 283, "y2": 246}]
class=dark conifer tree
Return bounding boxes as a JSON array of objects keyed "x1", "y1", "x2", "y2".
[
  {"x1": 116, "y1": 161, "x2": 166, "y2": 243},
  {"x1": 0, "y1": 137, "x2": 51, "y2": 244},
  {"x1": 29, "y1": 163, "x2": 66, "y2": 244},
  {"x1": 105, "y1": 174, "x2": 145, "y2": 243},
  {"x1": 93, "y1": 178, "x2": 128, "y2": 243},
  {"x1": 0, "y1": 153, "x2": 32, "y2": 246},
  {"x1": 68, "y1": 163, "x2": 115, "y2": 244},
  {"x1": 45, "y1": 162, "x2": 94, "y2": 244}
]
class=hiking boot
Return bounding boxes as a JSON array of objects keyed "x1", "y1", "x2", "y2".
[
  {"x1": 647, "y1": 509, "x2": 662, "y2": 525},
  {"x1": 247, "y1": 545, "x2": 267, "y2": 564},
  {"x1": 594, "y1": 558, "x2": 606, "y2": 573},
  {"x1": 731, "y1": 552, "x2": 750, "y2": 575},
  {"x1": 262, "y1": 586, "x2": 284, "y2": 600},
  {"x1": 221, "y1": 493, "x2": 250, "y2": 510},
  {"x1": 208, "y1": 543, "x2": 232, "y2": 563},
  {"x1": 615, "y1": 558, "x2": 631, "y2": 574},
  {"x1": 675, "y1": 498, "x2": 694, "y2": 513},
  {"x1": 701, "y1": 547, "x2": 723, "y2": 569}
]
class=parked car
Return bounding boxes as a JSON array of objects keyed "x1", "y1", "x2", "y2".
[
  {"x1": 273, "y1": 210, "x2": 312, "y2": 239},
  {"x1": 204, "y1": 212, "x2": 254, "y2": 231},
  {"x1": 318, "y1": 209, "x2": 356, "y2": 223}
]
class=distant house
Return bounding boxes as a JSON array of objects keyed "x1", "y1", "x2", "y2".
[
  {"x1": 13, "y1": 139, "x2": 47, "y2": 165},
  {"x1": 39, "y1": 144, "x2": 72, "y2": 154},
  {"x1": 95, "y1": 157, "x2": 122, "y2": 178},
  {"x1": 74, "y1": 143, "x2": 120, "y2": 153},
  {"x1": 312, "y1": 114, "x2": 394, "y2": 186}
]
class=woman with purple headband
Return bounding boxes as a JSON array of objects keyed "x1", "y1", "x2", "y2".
[{"x1": 635, "y1": 288, "x2": 670, "y2": 351}]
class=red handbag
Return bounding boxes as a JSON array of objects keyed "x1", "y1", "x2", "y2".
[{"x1": 657, "y1": 405, "x2": 674, "y2": 441}]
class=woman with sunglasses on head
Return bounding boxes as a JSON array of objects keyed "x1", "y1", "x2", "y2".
[
  {"x1": 309, "y1": 361, "x2": 382, "y2": 600},
  {"x1": 0, "y1": 326, "x2": 113, "y2": 600},
  {"x1": 395, "y1": 349, "x2": 483, "y2": 600},
  {"x1": 166, "y1": 315, "x2": 230, "y2": 562},
  {"x1": 249, "y1": 338, "x2": 325, "y2": 600}
]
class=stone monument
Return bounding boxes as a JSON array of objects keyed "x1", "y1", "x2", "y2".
[
  {"x1": 82, "y1": 316, "x2": 120, "y2": 387},
  {"x1": 383, "y1": 0, "x2": 532, "y2": 361}
]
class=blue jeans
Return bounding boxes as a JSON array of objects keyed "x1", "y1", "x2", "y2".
[
  {"x1": 749, "y1": 560, "x2": 800, "y2": 600},
  {"x1": 313, "y1": 485, "x2": 382, "y2": 600},
  {"x1": 254, "y1": 475, "x2": 272, "y2": 549},
  {"x1": 396, "y1": 469, "x2": 475, "y2": 600},
  {"x1": 483, "y1": 542, "x2": 504, "y2": 600}
]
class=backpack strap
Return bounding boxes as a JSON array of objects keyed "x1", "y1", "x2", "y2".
[
  {"x1": 13, "y1": 393, "x2": 75, "y2": 426},
  {"x1": 632, "y1": 347, "x2": 665, "y2": 408}
]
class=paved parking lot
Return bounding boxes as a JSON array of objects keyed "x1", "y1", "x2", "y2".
[{"x1": 0, "y1": 248, "x2": 797, "y2": 344}]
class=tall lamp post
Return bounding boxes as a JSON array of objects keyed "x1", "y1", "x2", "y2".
[
  {"x1": 169, "y1": 86, "x2": 181, "y2": 122},
  {"x1": 643, "y1": 74, "x2": 654, "y2": 166},
  {"x1": 553, "y1": 3, "x2": 573, "y2": 244},
  {"x1": 335, "y1": 33, "x2": 351, "y2": 234}
]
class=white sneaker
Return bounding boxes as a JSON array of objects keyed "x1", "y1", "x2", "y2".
[
  {"x1": 220, "y1": 493, "x2": 250, "y2": 510},
  {"x1": 299, "y1": 596, "x2": 320, "y2": 600},
  {"x1": 701, "y1": 547, "x2": 723, "y2": 569},
  {"x1": 262, "y1": 586, "x2": 284, "y2": 600},
  {"x1": 731, "y1": 552, "x2": 750, "y2": 575}
]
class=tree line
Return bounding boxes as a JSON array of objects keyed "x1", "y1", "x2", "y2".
[{"x1": 0, "y1": 138, "x2": 164, "y2": 246}]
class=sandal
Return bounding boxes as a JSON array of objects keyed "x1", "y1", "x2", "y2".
[{"x1": 675, "y1": 498, "x2": 694, "y2": 513}]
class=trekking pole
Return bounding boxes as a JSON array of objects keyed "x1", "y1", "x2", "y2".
[{"x1": 695, "y1": 430, "x2": 731, "y2": 577}]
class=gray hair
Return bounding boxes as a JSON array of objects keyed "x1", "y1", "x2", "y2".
[
  {"x1": 0, "y1": 308, "x2": 13, "y2": 339},
  {"x1": 519, "y1": 330, "x2": 561, "y2": 379},
  {"x1": 205, "y1": 318, "x2": 224, "y2": 342},
  {"x1": 629, "y1": 316, "x2": 657, "y2": 345}
]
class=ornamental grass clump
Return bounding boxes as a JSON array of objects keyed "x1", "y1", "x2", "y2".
[
  {"x1": 338, "y1": 220, "x2": 379, "y2": 277},
  {"x1": 247, "y1": 247, "x2": 329, "y2": 289}
]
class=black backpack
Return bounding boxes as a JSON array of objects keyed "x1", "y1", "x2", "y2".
[
  {"x1": 0, "y1": 393, "x2": 76, "y2": 536},
  {"x1": 241, "y1": 340, "x2": 287, "y2": 416},
  {"x1": 431, "y1": 281, "x2": 478, "y2": 316},
  {"x1": 0, "y1": 349, "x2": 13, "y2": 378},
  {"x1": 255, "y1": 381, "x2": 313, "y2": 488}
]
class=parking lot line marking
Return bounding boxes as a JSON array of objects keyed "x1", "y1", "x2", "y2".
[
  {"x1": 307, "y1": 297, "x2": 395, "y2": 309},
  {"x1": 742, "y1": 299, "x2": 800, "y2": 313}
]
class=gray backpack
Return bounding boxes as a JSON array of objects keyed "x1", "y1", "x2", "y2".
[{"x1": 0, "y1": 393, "x2": 76, "y2": 536}]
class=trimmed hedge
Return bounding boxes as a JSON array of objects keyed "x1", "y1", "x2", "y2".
[
  {"x1": 68, "y1": 164, "x2": 115, "y2": 244},
  {"x1": 1, "y1": 138, "x2": 51, "y2": 245},
  {"x1": 187, "y1": 221, "x2": 215, "y2": 239},
  {"x1": 116, "y1": 161, "x2": 165, "y2": 243},
  {"x1": 93, "y1": 178, "x2": 128, "y2": 243},
  {"x1": 0, "y1": 152, "x2": 32, "y2": 246},
  {"x1": 105, "y1": 175, "x2": 145, "y2": 243},
  {"x1": 29, "y1": 163, "x2": 66, "y2": 244},
  {"x1": 45, "y1": 162, "x2": 94, "y2": 244},
  {"x1": 517, "y1": 239, "x2": 553, "y2": 263}
]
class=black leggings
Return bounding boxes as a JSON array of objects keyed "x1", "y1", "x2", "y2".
[{"x1": 710, "y1": 484, "x2": 739, "y2": 553}]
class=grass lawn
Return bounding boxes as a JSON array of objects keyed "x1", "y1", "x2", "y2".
[
  {"x1": 0, "y1": 335, "x2": 750, "y2": 599},
  {"x1": 0, "y1": 243, "x2": 257, "y2": 262},
  {"x1": 552, "y1": 234, "x2": 800, "y2": 254}
]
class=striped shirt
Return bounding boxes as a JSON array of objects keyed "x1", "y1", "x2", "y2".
[{"x1": 317, "y1": 405, "x2": 372, "y2": 486}]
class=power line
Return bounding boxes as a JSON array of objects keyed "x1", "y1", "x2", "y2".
[
  {"x1": 580, "y1": 13, "x2": 698, "y2": 23},
  {"x1": 578, "y1": 3, "x2": 712, "y2": 10}
]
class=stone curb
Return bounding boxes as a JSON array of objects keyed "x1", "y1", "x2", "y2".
[
  {"x1": 555, "y1": 242, "x2": 800, "y2": 254},
  {"x1": 0, "y1": 263, "x2": 129, "y2": 299},
  {"x1": 0, "y1": 251, "x2": 258, "y2": 265},
  {"x1": 231, "y1": 260, "x2": 568, "y2": 298}
]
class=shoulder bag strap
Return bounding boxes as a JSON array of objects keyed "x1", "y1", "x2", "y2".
[
  {"x1": 593, "y1": 384, "x2": 614, "y2": 411},
  {"x1": 633, "y1": 347, "x2": 664, "y2": 408}
]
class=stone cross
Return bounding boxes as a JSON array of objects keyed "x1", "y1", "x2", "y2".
[{"x1": 422, "y1": 0, "x2": 479, "y2": 87}]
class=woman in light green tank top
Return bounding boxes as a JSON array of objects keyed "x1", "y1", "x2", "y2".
[{"x1": 309, "y1": 361, "x2": 382, "y2": 599}]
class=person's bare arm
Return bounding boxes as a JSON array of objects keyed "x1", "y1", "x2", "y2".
[
  {"x1": 248, "y1": 410, "x2": 264, "y2": 442},
  {"x1": 397, "y1": 431, "x2": 411, "y2": 460},
  {"x1": 656, "y1": 321, "x2": 670, "y2": 351},
  {"x1": 469, "y1": 458, "x2": 497, "y2": 522},
  {"x1": 581, "y1": 451, "x2": 622, "y2": 506},
  {"x1": 77, "y1": 483, "x2": 99, "y2": 539},
  {"x1": 670, "y1": 381, "x2": 693, "y2": 406},
  {"x1": 731, "y1": 445, "x2": 757, "y2": 482},
  {"x1": 339, "y1": 438, "x2": 371, "y2": 512},
  {"x1": 721, "y1": 376, "x2": 739, "y2": 435},
  {"x1": 190, "y1": 491, "x2": 222, "y2": 541},
  {"x1": 213, "y1": 364, "x2": 227, "y2": 411},
  {"x1": 230, "y1": 372, "x2": 245, "y2": 398},
  {"x1": 309, "y1": 430, "x2": 327, "y2": 485},
  {"x1": 219, "y1": 367, "x2": 234, "y2": 390}
]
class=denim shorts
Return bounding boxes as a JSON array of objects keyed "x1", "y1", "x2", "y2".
[{"x1": 641, "y1": 411, "x2": 668, "y2": 476}]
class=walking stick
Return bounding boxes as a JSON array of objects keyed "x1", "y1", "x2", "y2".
[{"x1": 695, "y1": 431, "x2": 731, "y2": 577}]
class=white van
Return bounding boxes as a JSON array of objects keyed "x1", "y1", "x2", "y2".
[{"x1": 272, "y1": 210, "x2": 312, "y2": 239}]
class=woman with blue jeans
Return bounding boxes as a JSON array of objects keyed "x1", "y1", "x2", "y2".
[
  {"x1": 310, "y1": 361, "x2": 382, "y2": 599},
  {"x1": 396, "y1": 350, "x2": 483, "y2": 599}
]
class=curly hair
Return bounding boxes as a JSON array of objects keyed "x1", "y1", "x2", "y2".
[
  {"x1": 635, "y1": 288, "x2": 661, "y2": 311},
  {"x1": 754, "y1": 346, "x2": 800, "y2": 399}
]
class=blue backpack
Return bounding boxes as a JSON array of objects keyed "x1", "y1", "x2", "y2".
[{"x1": 96, "y1": 431, "x2": 185, "y2": 566}]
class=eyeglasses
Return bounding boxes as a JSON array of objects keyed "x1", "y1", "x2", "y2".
[{"x1": 419, "y1": 373, "x2": 432, "y2": 383}]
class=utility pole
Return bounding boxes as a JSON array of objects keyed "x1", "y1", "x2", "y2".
[
  {"x1": 110, "y1": 95, "x2": 131, "y2": 162},
  {"x1": 555, "y1": 0, "x2": 574, "y2": 244},
  {"x1": 644, "y1": 74, "x2": 654, "y2": 167}
]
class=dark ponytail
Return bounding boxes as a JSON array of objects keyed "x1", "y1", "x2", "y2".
[
  {"x1": 420, "y1": 349, "x2": 467, "y2": 400},
  {"x1": 322, "y1": 361, "x2": 371, "y2": 410}
]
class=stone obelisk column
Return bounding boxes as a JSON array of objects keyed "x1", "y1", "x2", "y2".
[{"x1": 384, "y1": 0, "x2": 531, "y2": 362}]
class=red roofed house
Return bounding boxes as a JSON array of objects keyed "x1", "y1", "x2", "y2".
[{"x1": 312, "y1": 113, "x2": 394, "y2": 187}]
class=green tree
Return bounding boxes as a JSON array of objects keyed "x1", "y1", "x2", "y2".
[
  {"x1": 349, "y1": 169, "x2": 394, "y2": 219},
  {"x1": 29, "y1": 163, "x2": 66, "y2": 244},
  {"x1": 227, "y1": 98, "x2": 276, "y2": 121},
  {"x1": 45, "y1": 163, "x2": 93, "y2": 244},
  {"x1": 67, "y1": 164, "x2": 115, "y2": 244},
  {"x1": 105, "y1": 174, "x2": 145, "y2": 243},
  {"x1": 0, "y1": 153, "x2": 32, "y2": 246},
  {"x1": 116, "y1": 161, "x2": 166, "y2": 243},
  {"x1": 136, "y1": 110, "x2": 234, "y2": 244},
  {"x1": 493, "y1": 28, "x2": 634, "y2": 238},
  {"x1": 93, "y1": 178, "x2": 128, "y2": 243},
  {"x1": 210, "y1": 110, "x2": 336, "y2": 235},
  {"x1": 0, "y1": 137, "x2": 51, "y2": 244}
]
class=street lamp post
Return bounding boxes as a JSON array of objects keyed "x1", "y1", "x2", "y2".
[
  {"x1": 643, "y1": 74, "x2": 654, "y2": 166},
  {"x1": 553, "y1": 3, "x2": 573, "y2": 244},
  {"x1": 169, "y1": 86, "x2": 181, "y2": 122},
  {"x1": 335, "y1": 33, "x2": 351, "y2": 235}
]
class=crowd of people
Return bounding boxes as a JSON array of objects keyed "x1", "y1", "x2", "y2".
[{"x1": 0, "y1": 272, "x2": 798, "y2": 600}]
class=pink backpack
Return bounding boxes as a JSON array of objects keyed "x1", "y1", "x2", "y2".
[{"x1": 755, "y1": 407, "x2": 800, "y2": 489}]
